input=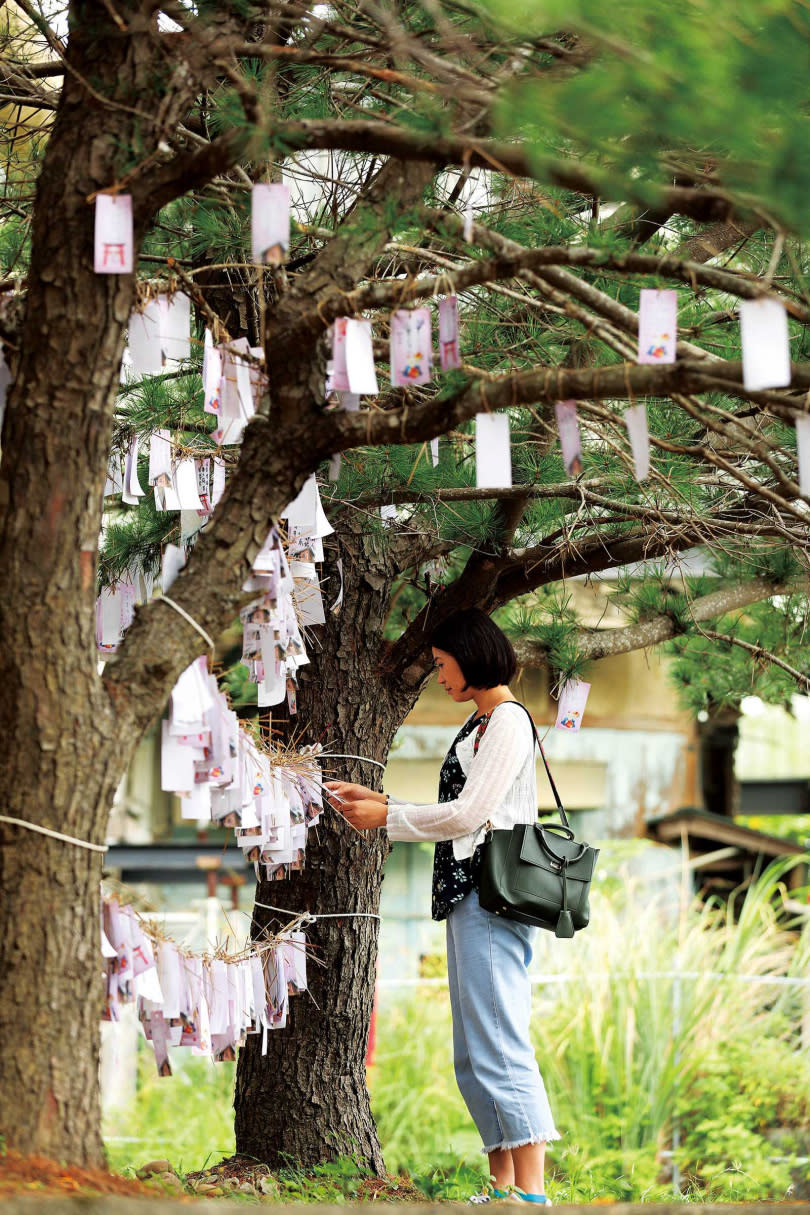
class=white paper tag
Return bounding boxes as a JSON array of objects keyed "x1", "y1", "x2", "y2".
[
  {"x1": 430, "y1": 436, "x2": 440, "y2": 467},
  {"x1": 625, "y1": 403, "x2": 650, "y2": 481},
  {"x1": 345, "y1": 319, "x2": 379, "y2": 395},
  {"x1": 94, "y1": 194, "x2": 133, "y2": 274},
  {"x1": 555, "y1": 678, "x2": 591, "y2": 731},
  {"x1": 331, "y1": 320, "x2": 350, "y2": 393},
  {"x1": 637, "y1": 289, "x2": 677, "y2": 364},
  {"x1": 739, "y1": 297, "x2": 791, "y2": 391},
  {"x1": 162, "y1": 543, "x2": 186, "y2": 593},
  {"x1": 554, "y1": 400, "x2": 583, "y2": 478},
  {"x1": 161, "y1": 293, "x2": 191, "y2": 362},
  {"x1": 795, "y1": 415, "x2": 810, "y2": 497},
  {"x1": 438, "y1": 296, "x2": 461, "y2": 370},
  {"x1": 390, "y1": 309, "x2": 432, "y2": 386},
  {"x1": 251, "y1": 183, "x2": 291, "y2": 265},
  {"x1": 129, "y1": 301, "x2": 163, "y2": 376},
  {"x1": 475, "y1": 412, "x2": 512, "y2": 489}
]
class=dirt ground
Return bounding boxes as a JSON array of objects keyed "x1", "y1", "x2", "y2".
[{"x1": 0, "y1": 1150, "x2": 157, "y2": 1200}]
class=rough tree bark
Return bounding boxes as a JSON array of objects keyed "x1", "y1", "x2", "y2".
[
  {"x1": 234, "y1": 516, "x2": 423, "y2": 1171},
  {"x1": 0, "y1": 4, "x2": 197, "y2": 1164}
]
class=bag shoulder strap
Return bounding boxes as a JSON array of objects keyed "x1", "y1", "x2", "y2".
[{"x1": 491, "y1": 701, "x2": 571, "y2": 833}]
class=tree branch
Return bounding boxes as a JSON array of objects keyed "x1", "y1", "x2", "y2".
[
  {"x1": 256, "y1": 119, "x2": 759, "y2": 227},
  {"x1": 512, "y1": 577, "x2": 810, "y2": 666},
  {"x1": 699, "y1": 629, "x2": 810, "y2": 692},
  {"x1": 320, "y1": 358, "x2": 810, "y2": 460}
]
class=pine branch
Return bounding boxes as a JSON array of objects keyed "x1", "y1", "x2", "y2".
[
  {"x1": 512, "y1": 576, "x2": 810, "y2": 666},
  {"x1": 699, "y1": 628, "x2": 810, "y2": 693},
  {"x1": 249, "y1": 118, "x2": 759, "y2": 228}
]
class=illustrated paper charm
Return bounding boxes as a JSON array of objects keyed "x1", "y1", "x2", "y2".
[
  {"x1": 625, "y1": 403, "x2": 650, "y2": 481},
  {"x1": 390, "y1": 309, "x2": 432, "y2": 386},
  {"x1": 554, "y1": 400, "x2": 583, "y2": 478},
  {"x1": 795, "y1": 415, "x2": 810, "y2": 497},
  {"x1": 555, "y1": 678, "x2": 591, "y2": 731},
  {"x1": 345, "y1": 319, "x2": 379, "y2": 395},
  {"x1": 94, "y1": 194, "x2": 133, "y2": 274},
  {"x1": 251, "y1": 183, "x2": 291, "y2": 266},
  {"x1": 739, "y1": 297, "x2": 791, "y2": 391},
  {"x1": 637, "y1": 289, "x2": 677, "y2": 364},
  {"x1": 438, "y1": 296, "x2": 461, "y2": 370},
  {"x1": 475, "y1": 411, "x2": 512, "y2": 489}
]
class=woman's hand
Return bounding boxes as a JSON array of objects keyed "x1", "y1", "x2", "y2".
[
  {"x1": 324, "y1": 780, "x2": 378, "y2": 805},
  {"x1": 334, "y1": 797, "x2": 388, "y2": 831}
]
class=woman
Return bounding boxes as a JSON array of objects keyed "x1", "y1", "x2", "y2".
[{"x1": 325, "y1": 608, "x2": 559, "y2": 1204}]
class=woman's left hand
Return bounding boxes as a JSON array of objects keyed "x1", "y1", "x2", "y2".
[{"x1": 337, "y1": 798, "x2": 388, "y2": 831}]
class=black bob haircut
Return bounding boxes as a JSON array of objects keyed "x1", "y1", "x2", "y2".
[{"x1": 429, "y1": 608, "x2": 517, "y2": 690}]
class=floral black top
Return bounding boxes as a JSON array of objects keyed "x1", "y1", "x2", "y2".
[{"x1": 431, "y1": 712, "x2": 491, "y2": 921}]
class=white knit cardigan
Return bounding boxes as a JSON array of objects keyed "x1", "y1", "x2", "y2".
[{"x1": 386, "y1": 701, "x2": 539, "y2": 860}]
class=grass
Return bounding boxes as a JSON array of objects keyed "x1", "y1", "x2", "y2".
[{"x1": 104, "y1": 856, "x2": 810, "y2": 1201}]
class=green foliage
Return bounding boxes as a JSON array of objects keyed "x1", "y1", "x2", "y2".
[{"x1": 486, "y1": 0, "x2": 810, "y2": 231}]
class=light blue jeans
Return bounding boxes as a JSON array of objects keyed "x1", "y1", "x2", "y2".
[{"x1": 446, "y1": 891, "x2": 561, "y2": 1154}]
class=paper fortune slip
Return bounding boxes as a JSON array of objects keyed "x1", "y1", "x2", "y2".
[
  {"x1": 129, "y1": 301, "x2": 163, "y2": 376},
  {"x1": 390, "y1": 308, "x2": 432, "y2": 386},
  {"x1": 739, "y1": 297, "x2": 791, "y2": 391},
  {"x1": 625, "y1": 403, "x2": 650, "y2": 481},
  {"x1": 555, "y1": 678, "x2": 591, "y2": 731},
  {"x1": 795, "y1": 415, "x2": 810, "y2": 498},
  {"x1": 554, "y1": 400, "x2": 583, "y2": 478},
  {"x1": 331, "y1": 319, "x2": 350, "y2": 393},
  {"x1": 438, "y1": 296, "x2": 461, "y2": 370},
  {"x1": 161, "y1": 293, "x2": 191, "y2": 362},
  {"x1": 637, "y1": 289, "x2": 677, "y2": 364},
  {"x1": 344, "y1": 318, "x2": 379, "y2": 395},
  {"x1": 475, "y1": 411, "x2": 512, "y2": 489},
  {"x1": 251, "y1": 183, "x2": 291, "y2": 266},
  {"x1": 94, "y1": 194, "x2": 133, "y2": 274}
]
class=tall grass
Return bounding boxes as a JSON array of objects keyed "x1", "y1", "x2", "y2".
[
  {"x1": 371, "y1": 858, "x2": 810, "y2": 1200},
  {"x1": 106, "y1": 858, "x2": 810, "y2": 1201}
]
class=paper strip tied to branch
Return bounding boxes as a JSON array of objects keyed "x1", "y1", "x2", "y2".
[
  {"x1": 391, "y1": 308, "x2": 432, "y2": 386},
  {"x1": 637, "y1": 288, "x2": 677, "y2": 364},
  {"x1": 94, "y1": 194, "x2": 133, "y2": 274},
  {"x1": 475, "y1": 411, "x2": 512, "y2": 489},
  {"x1": 739, "y1": 297, "x2": 791, "y2": 391},
  {"x1": 554, "y1": 400, "x2": 583, "y2": 478},
  {"x1": 251, "y1": 183, "x2": 291, "y2": 267}
]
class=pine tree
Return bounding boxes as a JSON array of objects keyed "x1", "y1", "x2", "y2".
[{"x1": 0, "y1": 0, "x2": 809, "y2": 1169}]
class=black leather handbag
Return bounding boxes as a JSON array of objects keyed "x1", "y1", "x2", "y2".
[{"x1": 477, "y1": 703, "x2": 599, "y2": 938}]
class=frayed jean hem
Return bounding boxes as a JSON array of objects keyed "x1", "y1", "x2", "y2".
[{"x1": 480, "y1": 1130, "x2": 562, "y2": 1155}]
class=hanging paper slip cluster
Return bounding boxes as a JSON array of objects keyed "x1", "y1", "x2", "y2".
[
  {"x1": 207, "y1": 338, "x2": 267, "y2": 446},
  {"x1": 102, "y1": 898, "x2": 308, "y2": 1072},
  {"x1": 161, "y1": 655, "x2": 323, "y2": 880}
]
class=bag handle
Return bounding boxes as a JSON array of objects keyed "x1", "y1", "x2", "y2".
[{"x1": 491, "y1": 701, "x2": 571, "y2": 833}]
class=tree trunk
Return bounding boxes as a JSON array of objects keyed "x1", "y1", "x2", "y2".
[
  {"x1": 234, "y1": 517, "x2": 420, "y2": 1172},
  {"x1": 0, "y1": 4, "x2": 202, "y2": 1164}
]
